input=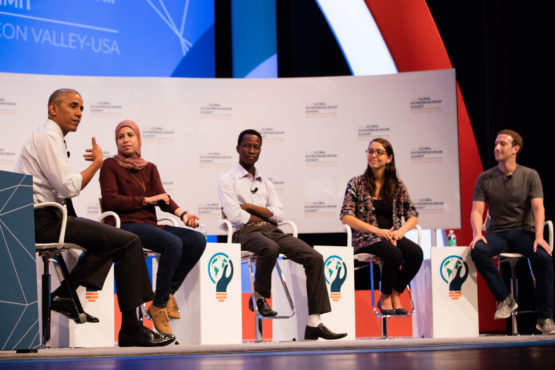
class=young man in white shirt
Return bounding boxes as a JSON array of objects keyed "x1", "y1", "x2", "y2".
[{"x1": 218, "y1": 129, "x2": 347, "y2": 340}]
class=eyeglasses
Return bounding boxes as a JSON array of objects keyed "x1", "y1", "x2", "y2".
[{"x1": 366, "y1": 149, "x2": 387, "y2": 156}]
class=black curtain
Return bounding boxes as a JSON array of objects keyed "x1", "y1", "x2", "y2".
[{"x1": 426, "y1": 0, "x2": 552, "y2": 220}]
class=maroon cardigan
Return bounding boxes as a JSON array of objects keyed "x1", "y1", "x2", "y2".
[{"x1": 99, "y1": 158, "x2": 179, "y2": 226}]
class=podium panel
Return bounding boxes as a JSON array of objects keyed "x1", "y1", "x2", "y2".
[
  {"x1": 315, "y1": 246, "x2": 356, "y2": 340},
  {"x1": 414, "y1": 247, "x2": 478, "y2": 338},
  {"x1": 68, "y1": 251, "x2": 115, "y2": 347},
  {"x1": 271, "y1": 260, "x2": 306, "y2": 342},
  {"x1": 35, "y1": 251, "x2": 115, "y2": 348},
  {"x1": 175, "y1": 242, "x2": 242, "y2": 344},
  {"x1": 272, "y1": 246, "x2": 355, "y2": 341}
]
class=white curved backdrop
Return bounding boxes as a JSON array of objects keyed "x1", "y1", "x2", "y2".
[{"x1": 0, "y1": 69, "x2": 459, "y2": 234}]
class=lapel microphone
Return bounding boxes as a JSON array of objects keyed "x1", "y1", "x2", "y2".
[{"x1": 251, "y1": 187, "x2": 258, "y2": 194}]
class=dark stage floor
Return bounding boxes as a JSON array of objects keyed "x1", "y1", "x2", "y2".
[{"x1": 1, "y1": 336, "x2": 554, "y2": 370}]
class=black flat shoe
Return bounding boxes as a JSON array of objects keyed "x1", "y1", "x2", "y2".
[
  {"x1": 304, "y1": 324, "x2": 347, "y2": 340},
  {"x1": 394, "y1": 308, "x2": 408, "y2": 315},
  {"x1": 248, "y1": 295, "x2": 277, "y2": 317},
  {"x1": 50, "y1": 295, "x2": 99, "y2": 323},
  {"x1": 377, "y1": 299, "x2": 396, "y2": 316},
  {"x1": 118, "y1": 326, "x2": 175, "y2": 347}
]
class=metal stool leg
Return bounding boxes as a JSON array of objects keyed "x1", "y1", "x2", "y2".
[
  {"x1": 39, "y1": 249, "x2": 87, "y2": 348},
  {"x1": 41, "y1": 254, "x2": 52, "y2": 348},
  {"x1": 245, "y1": 255, "x2": 296, "y2": 343},
  {"x1": 498, "y1": 253, "x2": 539, "y2": 335},
  {"x1": 139, "y1": 253, "x2": 159, "y2": 326},
  {"x1": 508, "y1": 259, "x2": 519, "y2": 335},
  {"x1": 246, "y1": 256, "x2": 263, "y2": 342},
  {"x1": 370, "y1": 260, "x2": 389, "y2": 338},
  {"x1": 369, "y1": 258, "x2": 415, "y2": 339},
  {"x1": 52, "y1": 254, "x2": 87, "y2": 324},
  {"x1": 380, "y1": 317, "x2": 388, "y2": 338},
  {"x1": 274, "y1": 260, "x2": 295, "y2": 314}
]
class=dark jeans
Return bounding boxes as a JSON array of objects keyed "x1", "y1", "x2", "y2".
[
  {"x1": 355, "y1": 237, "x2": 423, "y2": 295},
  {"x1": 470, "y1": 230, "x2": 554, "y2": 319},
  {"x1": 35, "y1": 207, "x2": 154, "y2": 312},
  {"x1": 122, "y1": 223, "x2": 206, "y2": 308},
  {"x1": 234, "y1": 223, "x2": 331, "y2": 315}
]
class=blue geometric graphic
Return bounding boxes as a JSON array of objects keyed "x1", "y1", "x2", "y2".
[{"x1": 0, "y1": 170, "x2": 39, "y2": 350}]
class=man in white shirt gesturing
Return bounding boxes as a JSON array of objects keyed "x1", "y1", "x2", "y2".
[{"x1": 15, "y1": 88, "x2": 175, "y2": 347}]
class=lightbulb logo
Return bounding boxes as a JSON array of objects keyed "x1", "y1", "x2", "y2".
[
  {"x1": 324, "y1": 255, "x2": 347, "y2": 302},
  {"x1": 208, "y1": 252, "x2": 234, "y2": 302},
  {"x1": 440, "y1": 255, "x2": 469, "y2": 300}
]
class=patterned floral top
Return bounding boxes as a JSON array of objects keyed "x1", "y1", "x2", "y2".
[{"x1": 340, "y1": 174, "x2": 418, "y2": 251}]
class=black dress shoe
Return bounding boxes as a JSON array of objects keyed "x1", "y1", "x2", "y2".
[
  {"x1": 248, "y1": 295, "x2": 277, "y2": 317},
  {"x1": 50, "y1": 295, "x2": 99, "y2": 323},
  {"x1": 394, "y1": 308, "x2": 408, "y2": 315},
  {"x1": 304, "y1": 324, "x2": 347, "y2": 340},
  {"x1": 377, "y1": 300, "x2": 396, "y2": 316},
  {"x1": 118, "y1": 326, "x2": 176, "y2": 347}
]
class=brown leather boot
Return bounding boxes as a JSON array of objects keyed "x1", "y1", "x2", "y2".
[
  {"x1": 147, "y1": 304, "x2": 172, "y2": 335},
  {"x1": 166, "y1": 294, "x2": 181, "y2": 320}
]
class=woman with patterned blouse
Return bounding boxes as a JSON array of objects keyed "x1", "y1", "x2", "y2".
[{"x1": 341, "y1": 138, "x2": 422, "y2": 315}]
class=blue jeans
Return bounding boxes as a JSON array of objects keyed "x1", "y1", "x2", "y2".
[
  {"x1": 470, "y1": 230, "x2": 553, "y2": 319},
  {"x1": 122, "y1": 223, "x2": 206, "y2": 308}
]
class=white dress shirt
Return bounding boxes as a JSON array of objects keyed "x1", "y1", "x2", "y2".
[
  {"x1": 14, "y1": 120, "x2": 82, "y2": 204},
  {"x1": 218, "y1": 162, "x2": 284, "y2": 231}
]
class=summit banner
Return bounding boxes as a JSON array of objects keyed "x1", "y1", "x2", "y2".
[
  {"x1": 0, "y1": 0, "x2": 214, "y2": 77},
  {"x1": 0, "y1": 69, "x2": 459, "y2": 233}
]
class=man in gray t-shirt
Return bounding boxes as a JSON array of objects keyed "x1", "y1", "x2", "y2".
[{"x1": 470, "y1": 129, "x2": 554, "y2": 335}]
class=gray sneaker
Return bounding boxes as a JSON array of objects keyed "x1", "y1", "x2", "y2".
[
  {"x1": 494, "y1": 296, "x2": 518, "y2": 319},
  {"x1": 536, "y1": 318, "x2": 555, "y2": 335}
]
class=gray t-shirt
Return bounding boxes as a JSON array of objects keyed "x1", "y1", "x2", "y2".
[{"x1": 472, "y1": 164, "x2": 543, "y2": 233}]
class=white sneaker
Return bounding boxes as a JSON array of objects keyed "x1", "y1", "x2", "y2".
[
  {"x1": 536, "y1": 318, "x2": 555, "y2": 335},
  {"x1": 494, "y1": 296, "x2": 518, "y2": 319}
]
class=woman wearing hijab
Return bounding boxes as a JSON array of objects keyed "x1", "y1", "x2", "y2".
[
  {"x1": 340, "y1": 138, "x2": 422, "y2": 315},
  {"x1": 99, "y1": 120, "x2": 206, "y2": 335}
]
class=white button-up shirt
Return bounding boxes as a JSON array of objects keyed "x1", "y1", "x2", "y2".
[
  {"x1": 218, "y1": 162, "x2": 284, "y2": 231},
  {"x1": 14, "y1": 120, "x2": 82, "y2": 204}
]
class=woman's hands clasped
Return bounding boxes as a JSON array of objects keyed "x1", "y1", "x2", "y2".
[{"x1": 377, "y1": 227, "x2": 405, "y2": 246}]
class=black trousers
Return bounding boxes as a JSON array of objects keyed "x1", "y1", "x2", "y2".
[
  {"x1": 234, "y1": 223, "x2": 331, "y2": 315},
  {"x1": 356, "y1": 237, "x2": 423, "y2": 295},
  {"x1": 35, "y1": 207, "x2": 154, "y2": 312}
]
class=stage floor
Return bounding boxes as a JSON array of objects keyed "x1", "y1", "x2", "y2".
[{"x1": 1, "y1": 335, "x2": 555, "y2": 369}]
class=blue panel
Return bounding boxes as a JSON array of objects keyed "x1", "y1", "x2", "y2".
[
  {"x1": 0, "y1": 170, "x2": 39, "y2": 350},
  {"x1": 231, "y1": 0, "x2": 277, "y2": 78},
  {"x1": 241, "y1": 261, "x2": 252, "y2": 293},
  {"x1": 0, "y1": 1, "x2": 214, "y2": 77}
]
